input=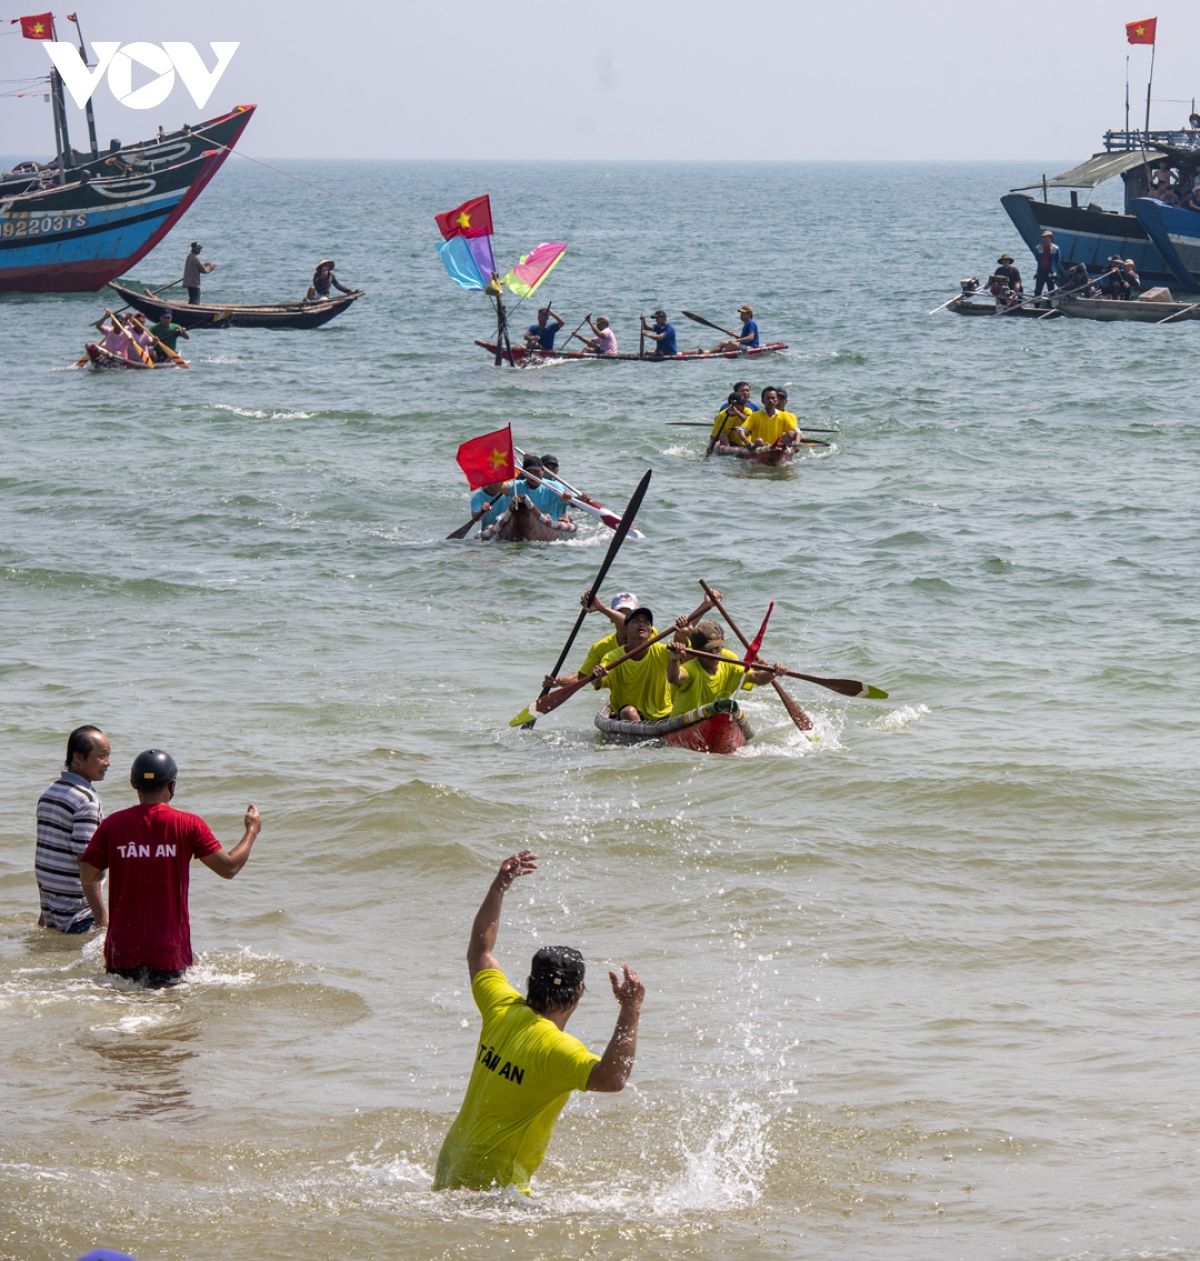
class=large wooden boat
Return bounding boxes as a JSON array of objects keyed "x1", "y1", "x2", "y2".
[
  {"x1": 1, "y1": 106, "x2": 254, "y2": 294},
  {"x1": 475, "y1": 340, "x2": 788, "y2": 364},
  {"x1": 480, "y1": 496, "x2": 578, "y2": 542},
  {"x1": 107, "y1": 281, "x2": 364, "y2": 330},
  {"x1": 594, "y1": 697, "x2": 755, "y2": 754}
]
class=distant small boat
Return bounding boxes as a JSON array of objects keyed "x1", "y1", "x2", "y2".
[
  {"x1": 106, "y1": 281, "x2": 364, "y2": 329},
  {"x1": 480, "y1": 496, "x2": 577, "y2": 542},
  {"x1": 475, "y1": 339, "x2": 788, "y2": 364},
  {"x1": 594, "y1": 697, "x2": 755, "y2": 755}
]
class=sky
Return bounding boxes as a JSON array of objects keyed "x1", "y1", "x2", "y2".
[{"x1": 2, "y1": 0, "x2": 1200, "y2": 163}]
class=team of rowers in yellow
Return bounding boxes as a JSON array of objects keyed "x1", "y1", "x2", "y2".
[
  {"x1": 709, "y1": 381, "x2": 806, "y2": 453},
  {"x1": 544, "y1": 588, "x2": 784, "y2": 723}
]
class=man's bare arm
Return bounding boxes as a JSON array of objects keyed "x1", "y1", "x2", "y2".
[
  {"x1": 79, "y1": 862, "x2": 108, "y2": 928},
  {"x1": 198, "y1": 805, "x2": 262, "y2": 880},
  {"x1": 467, "y1": 850, "x2": 537, "y2": 980},
  {"x1": 587, "y1": 964, "x2": 644, "y2": 1093}
]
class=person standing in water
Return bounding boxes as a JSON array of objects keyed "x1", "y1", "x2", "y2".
[{"x1": 433, "y1": 850, "x2": 644, "y2": 1193}]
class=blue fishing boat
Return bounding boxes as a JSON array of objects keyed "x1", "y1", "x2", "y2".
[
  {"x1": 1001, "y1": 126, "x2": 1200, "y2": 288},
  {"x1": 0, "y1": 105, "x2": 254, "y2": 293},
  {"x1": 1128, "y1": 198, "x2": 1200, "y2": 289}
]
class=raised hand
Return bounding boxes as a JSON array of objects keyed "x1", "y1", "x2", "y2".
[
  {"x1": 497, "y1": 849, "x2": 538, "y2": 890},
  {"x1": 608, "y1": 963, "x2": 644, "y2": 1008}
]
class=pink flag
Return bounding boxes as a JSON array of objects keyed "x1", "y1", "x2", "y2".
[{"x1": 501, "y1": 243, "x2": 567, "y2": 298}]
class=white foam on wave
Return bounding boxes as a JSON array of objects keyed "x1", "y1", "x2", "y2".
[
  {"x1": 90, "y1": 1011, "x2": 168, "y2": 1034},
  {"x1": 861, "y1": 702, "x2": 930, "y2": 733},
  {"x1": 210, "y1": 404, "x2": 316, "y2": 421}
]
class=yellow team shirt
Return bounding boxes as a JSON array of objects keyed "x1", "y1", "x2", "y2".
[
  {"x1": 602, "y1": 641, "x2": 673, "y2": 720},
  {"x1": 747, "y1": 409, "x2": 798, "y2": 446},
  {"x1": 670, "y1": 650, "x2": 754, "y2": 716},
  {"x1": 710, "y1": 408, "x2": 751, "y2": 447},
  {"x1": 578, "y1": 626, "x2": 657, "y2": 681},
  {"x1": 434, "y1": 969, "x2": 600, "y2": 1192}
]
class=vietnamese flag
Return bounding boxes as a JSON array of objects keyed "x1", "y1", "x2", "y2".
[
  {"x1": 1126, "y1": 17, "x2": 1157, "y2": 44},
  {"x1": 12, "y1": 12, "x2": 54, "y2": 39},
  {"x1": 435, "y1": 195, "x2": 494, "y2": 241},
  {"x1": 456, "y1": 424, "x2": 514, "y2": 489}
]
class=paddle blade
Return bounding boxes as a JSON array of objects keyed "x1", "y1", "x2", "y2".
[
  {"x1": 788, "y1": 671, "x2": 888, "y2": 699},
  {"x1": 864, "y1": 685, "x2": 889, "y2": 700},
  {"x1": 446, "y1": 518, "x2": 476, "y2": 540},
  {"x1": 772, "y1": 680, "x2": 814, "y2": 732}
]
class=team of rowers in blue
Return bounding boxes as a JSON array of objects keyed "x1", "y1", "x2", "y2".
[{"x1": 522, "y1": 305, "x2": 762, "y2": 358}]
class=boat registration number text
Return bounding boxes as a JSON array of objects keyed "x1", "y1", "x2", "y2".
[{"x1": 1, "y1": 214, "x2": 89, "y2": 238}]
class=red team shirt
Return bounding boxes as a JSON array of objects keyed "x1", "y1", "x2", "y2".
[{"x1": 82, "y1": 804, "x2": 222, "y2": 971}]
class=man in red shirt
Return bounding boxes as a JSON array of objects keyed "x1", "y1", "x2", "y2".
[{"x1": 80, "y1": 749, "x2": 262, "y2": 988}]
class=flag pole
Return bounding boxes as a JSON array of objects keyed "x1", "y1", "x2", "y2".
[
  {"x1": 1144, "y1": 40, "x2": 1156, "y2": 135},
  {"x1": 1125, "y1": 55, "x2": 1130, "y2": 135}
]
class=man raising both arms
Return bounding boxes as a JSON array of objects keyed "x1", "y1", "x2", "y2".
[
  {"x1": 80, "y1": 748, "x2": 262, "y2": 989},
  {"x1": 434, "y1": 850, "x2": 644, "y2": 1194}
]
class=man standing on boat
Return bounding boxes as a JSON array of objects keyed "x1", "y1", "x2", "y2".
[
  {"x1": 1033, "y1": 231, "x2": 1065, "y2": 297},
  {"x1": 182, "y1": 242, "x2": 215, "y2": 305},
  {"x1": 433, "y1": 850, "x2": 643, "y2": 1194},
  {"x1": 640, "y1": 310, "x2": 678, "y2": 357},
  {"x1": 525, "y1": 307, "x2": 565, "y2": 352}
]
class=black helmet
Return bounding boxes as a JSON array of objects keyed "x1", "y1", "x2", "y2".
[{"x1": 130, "y1": 748, "x2": 178, "y2": 789}]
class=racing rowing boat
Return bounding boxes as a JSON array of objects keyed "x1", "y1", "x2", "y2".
[
  {"x1": 83, "y1": 343, "x2": 174, "y2": 370},
  {"x1": 480, "y1": 496, "x2": 578, "y2": 542},
  {"x1": 475, "y1": 340, "x2": 788, "y2": 364},
  {"x1": 594, "y1": 697, "x2": 755, "y2": 754}
]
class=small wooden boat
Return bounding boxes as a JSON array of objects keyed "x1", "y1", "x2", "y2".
[
  {"x1": 947, "y1": 292, "x2": 1054, "y2": 318},
  {"x1": 1054, "y1": 293, "x2": 1200, "y2": 322},
  {"x1": 475, "y1": 339, "x2": 788, "y2": 364},
  {"x1": 594, "y1": 697, "x2": 755, "y2": 755},
  {"x1": 107, "y1": 281, "x2": 364, "y2": 330},
  {"x1": 83, "y1": 342, "x2": 174, "y2": 370},
  {"x1": 480, "y1": 496, "x2": 578, "y2": 543},
  {"x1": 712, "y1": 442, "x2": 793, "y2": 467}
]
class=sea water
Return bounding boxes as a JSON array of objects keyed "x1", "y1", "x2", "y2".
[{"x1": 1, "y1": 160, "x2": 1198, "y2": 1261}]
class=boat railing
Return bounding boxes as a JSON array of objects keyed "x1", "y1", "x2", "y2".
[{"x1": 1104, "y1": 129, "x2": 1200, "y2": 153}]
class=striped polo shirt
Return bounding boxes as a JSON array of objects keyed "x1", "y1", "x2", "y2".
[{"x1": 35, "y1": 772, "x2": 103, "y2": 931}]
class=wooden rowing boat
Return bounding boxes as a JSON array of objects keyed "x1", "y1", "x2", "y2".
[
  {"x1": 480, "y1": 496, "x2": 578, "y2": 543},
  {"x1": 594, "y1": 697, "x2": 755, "y2": 754},
  {"x1": 107, "y1": 281, "x2": 364, "y2": 330},
  {"x1": 947, "y1": 294, "x2": 1053, "y2": 318},
  {"x1": 83, "y1": 342, "x2": 174, "y2": 370},
  {"x1": 1054, "y1": 294, "x2": 1200, "y2": 322},
  {"x1": 475, "y1": 339, "x2": 788, "y2": 364},
  {"x1": 712, "y1": 442, "x2": 794, "y2": 467}
]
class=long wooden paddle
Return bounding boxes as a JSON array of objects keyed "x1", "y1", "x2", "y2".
[
  {"x1": 928, "y1": 288, "x2": 972, "y2": 316},
  {"x1": 113, "y1": 275, "x2": 183, "y2": 315},
  {"x1": 510, "y1": 469, "x2": 653, "y2": 729},
  {"x1": 676, "y1": 645, "x2": 887, "y2": 699},
  {"x1": 513, "y1": 447, "x2": 646, "y2": 539},
  {"x1": 699, "y1": 581, "x2": 813, "y2": 733},
  {"x1": 446, "y1": 496, "x2": 500, "y2": 540},
  {"x1": 1155, "y1": 299, "x2": 1200, "y2": 325},
  {"x1": 681, "y1": 310, "x2": 740, "y2": 339},
  {"x1": 706, "y1": 403, "x2": 747, "y2": 459},
  {"x1": 512, "y1": 622, "x2": 678, "y2": 725},
  {"x1": 565, "y1": 312, "x2": 593, "y2": 347},
  {"x1": 143, "y1": 322, "x2": 188, "y2": 367}
]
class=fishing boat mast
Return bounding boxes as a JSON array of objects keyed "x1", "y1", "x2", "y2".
[
  {"x1": 46, "y1": 16, "x2": 72, "y2": 180},
  {"x1": 66, "y1": 12, "x2": 100, "y2": 158}
]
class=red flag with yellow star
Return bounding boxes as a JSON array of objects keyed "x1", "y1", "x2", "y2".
[
  {"x1": 435, "y1": 195, "x2": 494, "y2": 241},
  {"x1": 12, "y1": 12, "x2": 54, "y2": 39},
  {"x1": 1126, "y1": 17, "x2": 1156, "y2": 44},
  {"x1": 456, "y1": 424, "x2": 514, "y2": 489}
]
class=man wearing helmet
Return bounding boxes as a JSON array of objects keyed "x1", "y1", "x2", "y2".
[{"x1": 79, "y1": 749, "x2": 262, "y2": 989}]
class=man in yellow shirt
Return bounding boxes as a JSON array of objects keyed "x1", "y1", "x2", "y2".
[
  {"x1": 544, "y1": 591, "x2": 642, "y2": 689},
  {"x1": 666, "y1": 621, "x2": 781, "y2": 716},
  {"x1": 434, "y1": 850, "x2": 644, "y2": 1194},
  {"x1": 740, "y1": 387, "x2": 799, "y2": 451},
  {"x1": 592, "y1": 607, "x2": 692, "y2": 721}
]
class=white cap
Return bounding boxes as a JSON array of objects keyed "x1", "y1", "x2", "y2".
[{"x1": 610, "y1": 591, "x2": 638, "y2": 612}]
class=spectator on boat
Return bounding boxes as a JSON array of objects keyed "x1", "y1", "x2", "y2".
[
  {"x1": 1063, "y1": 262, "x2": 1093, "y2": 296},
  {"x1": 307, "y1": 259, "x2": 354, "y2": 302},
  {"x1": 640, "y1": 310, "x2": 678, "y2": 357},
  {"x1": 666, "y1": 621, "x2": 780, "y2": 716},
  {"x1": 1098, "y1": 257, "x2": 1131, "y2": 300},
  {"x1": 182, "y1": 242, "x2": 214, "y2": 305},
  {"x1": 431, "y1": 849, "x2": 643, "y2": 1195},
  {"x1": 1033, "y1": 230, "x2": 1066, "y2": 296},
  {"x1": 591, "y1": 608, "x2": 691, "y2": 722},
  {"x1": 79, "y1": 749, "x2": 262, "y2": 989},
  {"x1": 1159, "y1": 186, "x2": 1181, "y2": 207},
  {"x1": 35, "y1": 726, "x2": 110, "y2": 934},
  {"x1": 990, "y1": 253, "x2": 1023, "y2": 295},
  {"x1": 1184, "y1": 183, "x2": 1200, "y2": 213},
  {"x1": 581, "y1": 315, "x2": 618, "y2": 356},
  {"x1": 147, "y1": 309, "x2": 189, "y2": 361},
  {"x1": 1121, "y1": 259, "x2": 1141, "y2": 295},
  {"x1": 711, "y1": 305, "x2": 760, "y2": 354},
  {"x1": 745, "y1": 388, "x2": 800, "y2": 450},
  {"x1": 470, "y1": 480, "x2": 512, "y2": 531},
  {"x1": 525, "y1": 307, "x2": 565, "y2": 352},
  {"x1": 1150, "y1": 162, "x2": 1175, "y2": 196}
]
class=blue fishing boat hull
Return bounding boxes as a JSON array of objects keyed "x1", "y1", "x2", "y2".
[
  {"x1": 1001, "y1": 193, "x2": 1175, "y2": 288},
  {"x1": 1129, "y1": 198, "x2": 1200, "y2": 291},
  {"x1": 0, "y1": 105, "x2": 254, "y2": 293}
]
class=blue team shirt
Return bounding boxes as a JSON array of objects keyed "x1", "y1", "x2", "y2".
[
  {"x1": 471, "y1": 485, "x2": 511, "y2": 527},
  {"x1": 527, "y1": 320, "x2": 563, "y2": 351},
  {"x1": 514, "y1": 477, "x2": 566, "y2": 518},
  {"x1": 740, "y1": 319, "x2": 759, "y2": 348},
  {"x1": 650, "y1": 322, "x2": 678, "y2": 356}
]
